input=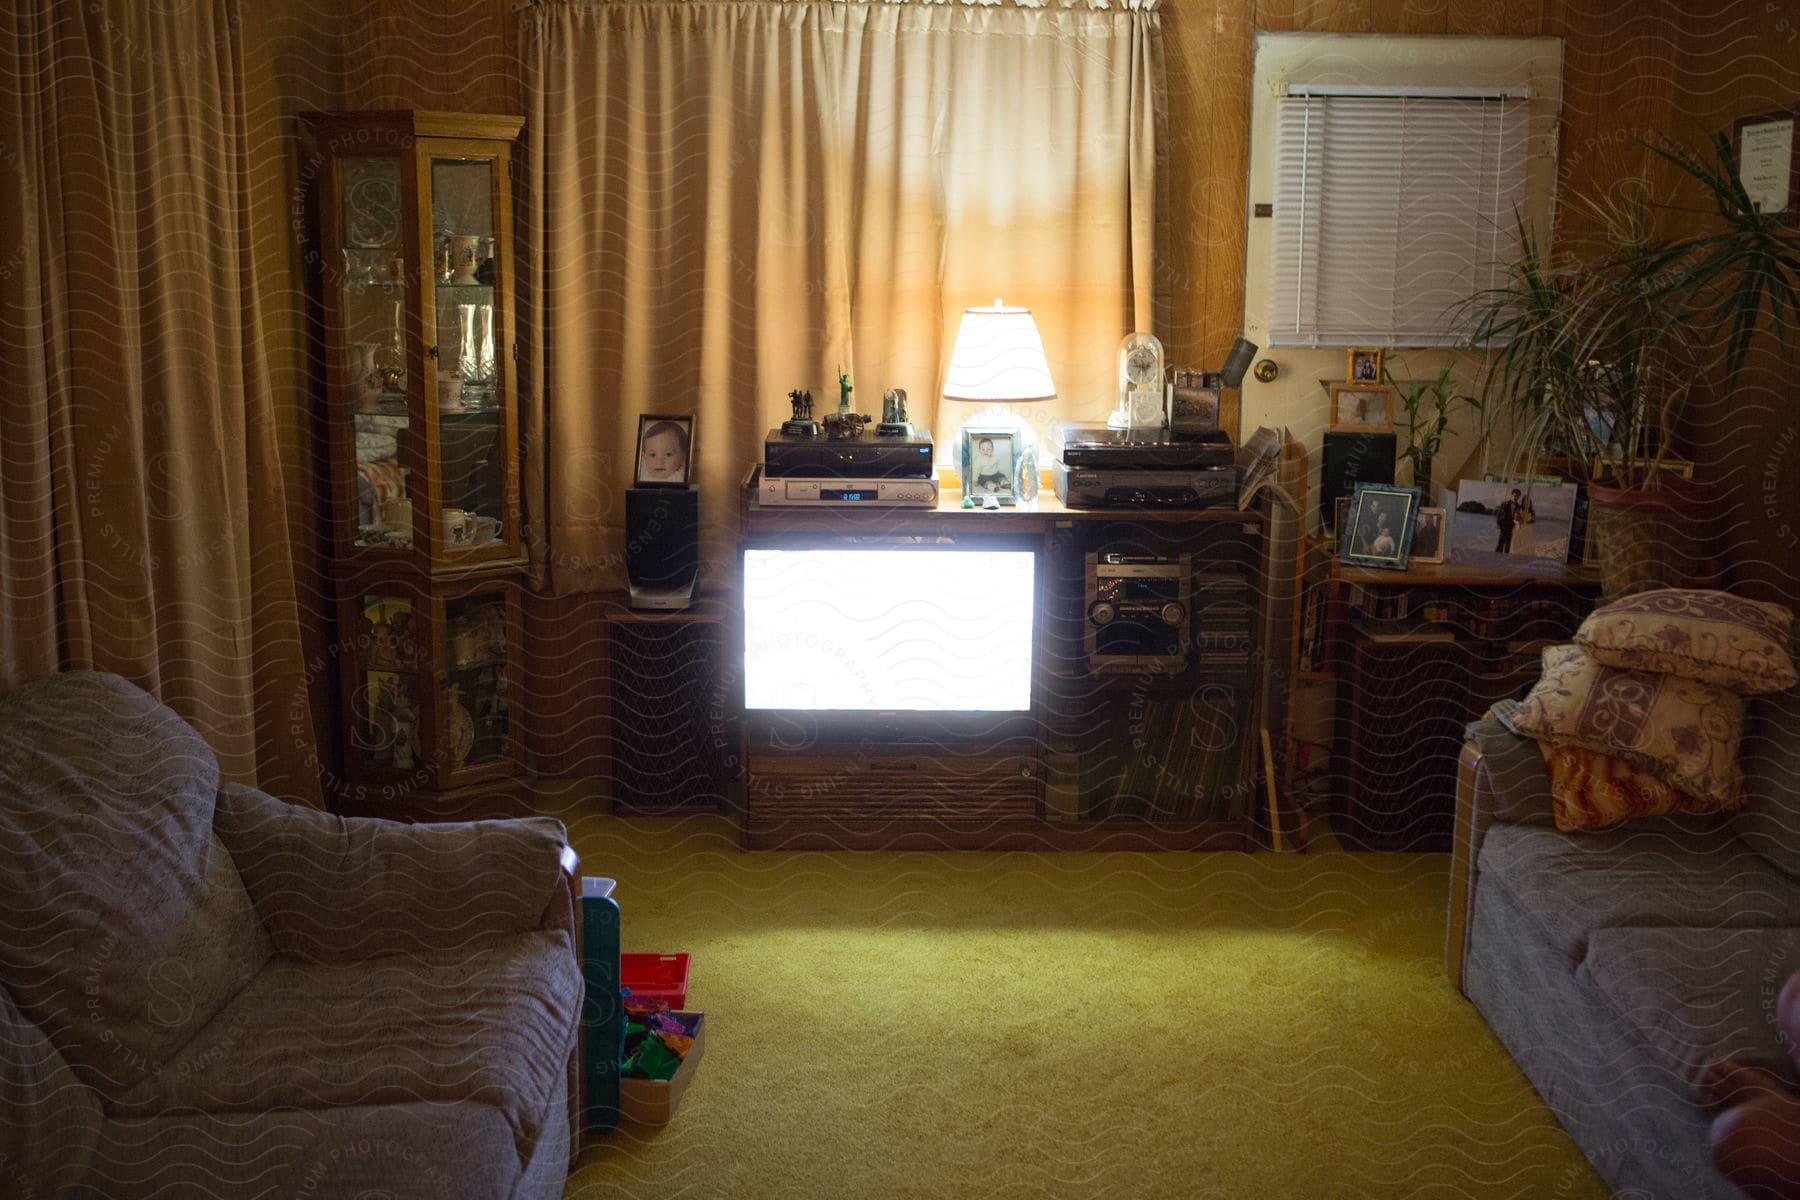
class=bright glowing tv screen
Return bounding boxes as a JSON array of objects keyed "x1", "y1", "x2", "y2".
[{"x1": 742, "y1": 546, "x2": 1035, "y2": 712}]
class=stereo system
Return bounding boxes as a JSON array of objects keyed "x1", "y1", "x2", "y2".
[
  {"x1": 756, "y1": 471, "x2": 939, "y2": 507},
  {"x1": 624, "y1": 487, "x2": 699, "y2": 610},
  {"x1": 1084, "y1": 551, "x2": 1192, "y2": 672}
]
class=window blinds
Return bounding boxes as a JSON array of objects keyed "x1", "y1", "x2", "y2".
[{"x1": 1268, "y1": 91, "x2": 1528, "y2": 347}]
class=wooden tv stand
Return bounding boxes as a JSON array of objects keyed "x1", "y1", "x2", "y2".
[{"x1": 736, "y1": 479, "x2": 1272, "y2": 851}]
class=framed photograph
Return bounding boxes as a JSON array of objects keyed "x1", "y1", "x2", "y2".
[
  {"x1": 1338, "y1": 483, "x2": 1421, "y2": 570},
  {"x1": 1329, "y1": 383, "x2": 1395, "y2": 433},
  {"x1": 1345, "y1": 348, "x2": 1385, "y2": 383},
  {"x1": 634, "y1": 414, "x2": 694, "y2": 487},
  {"x1": 1734, "y1": 106, "x2": 1798, "y2": 219},
  {"x1": 1331, "y1": 495, "x2": 1350, "y2": 538},
  {"x1": 1450, "y1": 478, "x2": 1577, "y2": 569},
  {"x1": 1409, "y1": 506, "x2": 1447, "y2": 564},
  {"x1": 961, "y1": 427, "x2": 1016, "y2": 504}
]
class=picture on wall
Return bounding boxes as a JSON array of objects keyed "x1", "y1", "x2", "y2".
[
  {"x1": 634, "y1": 414, "x2": 694, "y2": 487},
  {"x1": 1450, "y1": 479, "x2": 1575, "y2": 569},
  {"x1": 1346, "y1": 347, "x2": 1385, "y2": 383},
  {"x1": 1338, "y1": 483, "x2": 1421, "y2": 570},
  {"x1": 1329, "y1": 384, "x2": 1395, "y2": 433}
]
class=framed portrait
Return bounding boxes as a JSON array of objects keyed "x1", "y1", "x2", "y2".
[
  {"x1": 1331, "y1": 495, "x2": 1350, "y2": 538},
  {"x1": 1450, "y1": 478, "x2": 1577, "y2": 569},
  {"x1": 634, "y1": 414, "x2": 694, "y2": 487},
  {"x1": 1338, "y1": 483, "x2": 1421, "y2": 570},
  {"x1": 1329, "y1": 383, "x2": 1395, "y2": 433},
  {"x1": 1409, "y1": 506, "x2": 1447, "y2": 564},
  {"x1": 1345, "y1": 348, "x2": 1385, "y2": 384},
  {"x1": 961, "y1": 427, "x2": 1016, "y2": 505}
]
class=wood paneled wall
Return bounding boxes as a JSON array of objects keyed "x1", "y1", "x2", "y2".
[{"x1": 266, "y1": 1, "x2": 1798, "y2": 781}]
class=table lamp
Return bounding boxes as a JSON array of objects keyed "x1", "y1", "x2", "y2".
[{"x1": 942, "y1": 300, "x2": 1056, "y2": 504}]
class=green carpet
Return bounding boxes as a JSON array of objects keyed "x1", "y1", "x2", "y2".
[{"x1": 549, "y1": 801, "x2": 1608, "y2": 1200}]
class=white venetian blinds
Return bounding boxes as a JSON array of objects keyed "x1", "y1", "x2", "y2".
[{"x1": 1268, "y1": 89, "x2": 1528, "y2": 347}]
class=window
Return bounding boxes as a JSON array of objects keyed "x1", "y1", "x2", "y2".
[{"x1": 1268, "y1": 87, "x2": 1529, "y2": 348}]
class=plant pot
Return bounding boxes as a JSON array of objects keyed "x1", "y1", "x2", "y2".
[{"x1": 1586, "y1": 477, "x2": 1723, "y2": 599}]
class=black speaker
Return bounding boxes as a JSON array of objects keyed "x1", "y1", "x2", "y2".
[
  {"x1": 625, "y1": 487, "x2": 698, "y2": 607},
  {"x1": 1321, "y1": 432, "x2": 1397, "y2": 533}
]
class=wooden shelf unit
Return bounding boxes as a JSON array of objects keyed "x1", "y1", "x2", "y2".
[{"x1": 736, "y1": 484, "x2": 1273, "y2": 851}]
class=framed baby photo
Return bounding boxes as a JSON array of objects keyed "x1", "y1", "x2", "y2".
[
  {"x1": 1338, "y1": 483, "x2": 1421, "y2": 570},
  {"x1": 634, "y1": 414, "x2": 694, "y2": 487},
  {"x1": 1346, "y1": 347, "x2": 1385, "y2": 383},
  {"x1": 1330, "y1": 383, "x2": 1395, "y2": 433},
  {"x1": 961, "y1": 427, "x2": 1016, "y2": 505}
]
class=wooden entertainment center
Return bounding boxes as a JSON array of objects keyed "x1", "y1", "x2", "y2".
[{"x1": 734, "y1": 483, "x2": 1274, "y2": 851}]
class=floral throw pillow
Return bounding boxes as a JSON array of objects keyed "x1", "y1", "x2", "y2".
[
  {"x1": 1576, "y1": 588, "x2": 1796, "y2": 696},
  {"x1": 1511, "y1": 644, "x2": 1746, "y2": 806},
  {"x1": 1538, "y1": 741, "x2": 1745, "y2": 831}
]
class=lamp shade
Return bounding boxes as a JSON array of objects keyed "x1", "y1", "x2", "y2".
[{"x1": 941, "y1": 301, "x2": 1056, "y2": 404}]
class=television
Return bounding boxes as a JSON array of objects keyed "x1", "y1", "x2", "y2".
[{"x1": 740, "y1": 538, "x2": 1036, "y2": 723}]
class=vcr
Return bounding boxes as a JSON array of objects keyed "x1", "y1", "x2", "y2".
[
  {"x1": 1052, "y1": 460, "x2": 1237, "y2": 509},
  {"x1": 764, "y1": 429, "x2": 935, "y2": 478}
]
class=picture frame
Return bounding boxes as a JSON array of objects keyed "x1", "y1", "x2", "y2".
[
  {"x1": 634, "y1": 414, "x2": 694, "y2": 487},
  {"x1": 961, "y1": 426, "x2": 1017, "y2": 505},
  {"x1": 1329, "y1": 383, "x2": 1395, "y2": 433},
  {"x1": 1338, "y1": 483, "x2": 1421, "y2": 571},
  {"x1": 1332, "y1": 495, "x2": 1350, "y2": 539},
  {"x1": 1345, "y1": 348, "x2": 1385, "y2": 384},
  {"x1": 1408, "y1": 506, "x2": 1447, "y2": 565},
  {"x1": 1734, "y1": 106, "x2": 1799, "y2": 220},
  {"x1": 1449, "y1": 478, "x2": 1577, "y2": 569}
]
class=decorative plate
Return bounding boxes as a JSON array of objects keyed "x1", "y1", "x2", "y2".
[{"x1": 446, "y1": 696, "x2": 476, "y2": 767}]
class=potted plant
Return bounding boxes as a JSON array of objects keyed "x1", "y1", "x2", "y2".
[
  {"x1": 1389, "y1": 362, "x2": 1479, "y2": 497},
  {"x1": 1462, "y1": 132, "x2": 1800, "y2": 596}
]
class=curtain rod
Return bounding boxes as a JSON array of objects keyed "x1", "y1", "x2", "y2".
[
  {"x1": 1284, "y1": 84, "x2": 1529, "y2": 100},
  {"x1": 518, "y1": 0, "x2": 1160, "y2": 11}
]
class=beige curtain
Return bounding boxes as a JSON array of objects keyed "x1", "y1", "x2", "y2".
[
  {"x1": 520, "y1": 0, "x2": 1166, "y2": 593},
  {"x1": 0, "y1": 1, "x2": 322, "y2": 805}
]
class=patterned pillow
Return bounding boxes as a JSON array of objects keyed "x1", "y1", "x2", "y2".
[
  {"x1": 1511, "y1": 644, "x2": 1746, "y2": 806},
  {"x1": 1538, "y1": 741, "x2": 1745, "y2": 831},
  {"x1": 1576, "y1": 588, "x2": 1796, "y2": 696}
]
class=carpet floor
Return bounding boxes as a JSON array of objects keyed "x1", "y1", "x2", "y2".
[{"x1": 549, "y1": 802, "x2": 1608, "y2": 1200}]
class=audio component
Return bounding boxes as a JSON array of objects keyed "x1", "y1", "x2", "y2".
[
  {"x1": 764, "y1": 429, "x2": 934, "y2": 478},
  {"x1": 757, "y1": 472, "x2": 940, "y2": 507},
  {"x1": 1084, "y1": 552, "x2": 1191, "y2": 672},
  {"x1": 1051, "y1": 461, "x2": 1236, "y2": 510},
  {"x1": 625, "y1": 486, "x2": 698, "y2": 610},
  {"x1": 1048, "y1": 422, "x2": 1234, "y2": 469}
]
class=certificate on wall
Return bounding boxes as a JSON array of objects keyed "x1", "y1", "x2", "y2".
[{"x1": 1737, "y1": 111, "x2": 1796, "y2": 216}]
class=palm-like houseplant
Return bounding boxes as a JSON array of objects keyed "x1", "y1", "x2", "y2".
[{"x1": 1463, "y1": 132, "x2": 1800, "y2": 595}]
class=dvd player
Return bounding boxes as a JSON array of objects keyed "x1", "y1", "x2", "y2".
[
  {"x1": 1048, "y1": 421, "x2": 1233, "y2": 469},
  {"x1": 757, "y1": 472, "x2": 940, "y2": 507},
  {"x1": 1051, "y1": 460, "x2": 1236, "y2": 509},
  {"x1": 764, "y1": 428, "x2": 935, "y2": 478}
]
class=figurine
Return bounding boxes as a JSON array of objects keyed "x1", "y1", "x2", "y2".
[
  {"x1": 386, "y1": 690, "x2": 418, "y2": 770},
  {"x1": 876, "y1": 387, "x2": 913, "y2": 437},
  {"x1": 823, "y1": 410, "x2": 870, "y2": 440},
  {"x1": 781, "y1": 387, "x2": 821, "y2": 437},
  {"x1": 838, "y1": 367, "x2": 853, "y2": 411}
]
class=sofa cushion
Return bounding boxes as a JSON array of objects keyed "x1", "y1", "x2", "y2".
[
  {"x1": 1511, "y1": 644, "x2": 1746, "y2": 806},
  {"x1": 113, "y1": 930, "x2": 581, "y2": 1161},
  {"x1": 1477, "y1": 821, "x2": 1799, "y2": 964},
  {"x1": 90, "y1": 1100, "x2": 523, "y2": 1200},
  {"x1": 1576, "y1": 587, "x2": 1796, "y2": 695},
  {"x1": 0, "y1": 672, "x2": 270, "y2": 1095},
  {"x1": 1539, "y1": 742, "x2": 1731, "y2": 831},
  {"x1": 1, "y1": 982, "x2": 102, "y2": 1196},
  {"x1": 1582, "y1": 925, "x2": 1800, "y2": 1104},
  {"x1": 1734, "y1": 686, "x2": 1800, "y2": 881}
]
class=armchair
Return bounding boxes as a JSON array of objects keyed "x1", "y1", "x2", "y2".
[{"x1": 0, "y1": 672, "x2": 583, "y2": 1200}]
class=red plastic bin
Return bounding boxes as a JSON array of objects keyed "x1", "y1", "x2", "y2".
[{"x1": 620, "y1": 953, "x2": 690, "y2": 1008}]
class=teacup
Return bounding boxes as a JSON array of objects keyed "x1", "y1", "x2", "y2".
[
  {"x1": 438, "y1": 374, "x2": 463, "y2": 411},
  {"x1": 442, "y1": 508, "x2": 473, "y2": 547},
  {"x1": 473, "y1": 515, "x2": 500, "y2": 545}
]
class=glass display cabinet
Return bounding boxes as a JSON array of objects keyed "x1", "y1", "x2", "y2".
[{"x1": 302, "y1": 110, "x2": 528, "y2": 817}]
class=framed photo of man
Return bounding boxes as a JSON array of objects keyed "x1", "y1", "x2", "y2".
[
  {"x1": 1409, "y1": 507, "x2": 1447, "y2": 564},
  {"x1": 1338, "y1": 483, "x2": 1421, "y2": 570},
  {"x1": 1346, "y1": 348, "x2": 1385, "y2": 383}
]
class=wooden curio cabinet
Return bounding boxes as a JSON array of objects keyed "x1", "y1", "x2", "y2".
[{"x1": 302, "y1": 109, "x2": 528, "y2": 819}]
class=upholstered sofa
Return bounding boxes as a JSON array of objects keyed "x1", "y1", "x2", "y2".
[
  {"x1": 1446, "y1": 686, "x2": 1800, "y2": 1199},
  {"x1": 0, "y1": 672, "x2": 583, "y2": 1199}
]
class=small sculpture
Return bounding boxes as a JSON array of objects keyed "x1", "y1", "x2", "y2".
[
  {"x1": 823, "y1": 410, "x2": 871, "y2": 439},
  {"x1": 838, "y1": 367, "x2": 853, "y2": 412},
  {"x1": 781, "y1": 387, "x2": 821, "y2": 437},
  {"x1": 876, "y1": 387, "x2": 913, "y2": 437}
]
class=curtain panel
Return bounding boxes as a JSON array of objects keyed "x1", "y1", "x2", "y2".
[
  {"x1": 519, "y1": 0, "x2": 1166, "y2": 593},
  {"x1": 0, "y1": 1, "x2": 322, "y2": 804}
]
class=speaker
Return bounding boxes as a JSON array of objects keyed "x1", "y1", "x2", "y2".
[
  {"x1": 1219, "y1": 336, "x2": 1259, "y2": 389},
  {"x1": 625, "y1": 487, "x2": 698, "y2": 608},
  {"x1": 1320, "y1": 432, "x2": 1396, "y2": 533}
]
